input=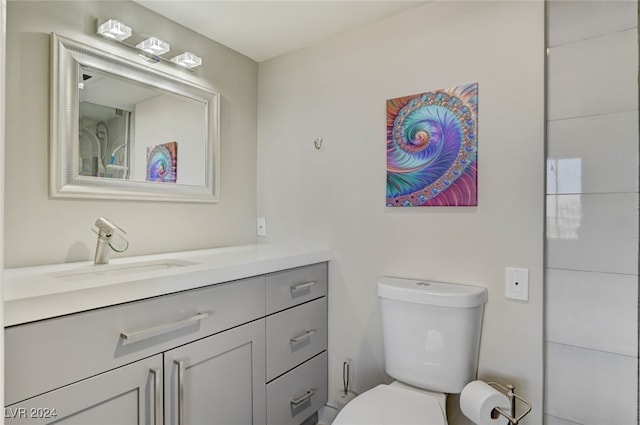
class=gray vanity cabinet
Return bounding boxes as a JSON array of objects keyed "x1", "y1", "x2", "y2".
[
  {"x1": 4, "y1": 262, "x2": 328, "y2": 425},
  {"x1": 164, "y1": 319, "x2": 266, "y2": 425},
  {"x1": 4, "y1": 355, "x2": 163, "y2": 424}
]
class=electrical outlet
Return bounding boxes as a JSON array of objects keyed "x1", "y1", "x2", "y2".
[
  {"x1": 257, "y1": 217, "x2": 266, "y2": 237},
  {"x1": 505, "y1": 267, "x2": 529, "y2": 301}
]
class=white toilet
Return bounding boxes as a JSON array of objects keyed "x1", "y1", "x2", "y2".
[{"x1": 333, "y1": 276, "x2": 488, "y2": 425}]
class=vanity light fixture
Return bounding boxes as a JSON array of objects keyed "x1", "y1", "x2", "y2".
[
  {"x1": 170, "y1": 52, "x2": 202, "y2": 69},
  {"x1": 95, "y1": 18, "x2": 202, "y2": 71},
  {"x1": 96, "y1": 19, "x2": 132, "y2": 41},
  {"x1": 136, "y1": 37, "x2": 170, "y2": 55}
]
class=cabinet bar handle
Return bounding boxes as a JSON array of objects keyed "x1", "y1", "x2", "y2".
[
  {"x1": 290, "y1": 389, "x2": 316, "y2": 406},
  {"x1": 290, "y1": 281, "x2": 316, "y2": 292},
  {"x1": 150, "y1": 368, "x2": 161, "y2": 425},
  {"x1": 290, "y1": 329, "x2": 316, "y2": 344},
  {"x1": 175, "y1": 360, "x2": 185, "y2": 425},
  {"x1": 121, "y1": 312, "x2": 209, "y2": 342}
]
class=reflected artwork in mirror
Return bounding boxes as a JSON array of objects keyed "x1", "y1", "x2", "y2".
[{"x1": 51, "y1": 33, "x2": 219, "y2": 202}]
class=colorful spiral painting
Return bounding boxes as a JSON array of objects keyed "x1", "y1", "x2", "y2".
[
  {"x1": 146, "y1": 141, "x2": 178, "y2": 183},
  {"x1": 386, "y1": 82, "x2": 478, "y2": 207}
]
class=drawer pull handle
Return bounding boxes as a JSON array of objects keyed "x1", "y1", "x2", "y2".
[
  {"x1": 290, "y1": 329, "x2": 316, "y2": 344},
  {"x1": 290, "y1": 281, "x2": 316, "y2": 292},
  {"x1": 150, "y1": 368, "x2": 162, "y2": 425},
  {"x1": 175, "y1": 360, "x2": 185, "y2": 425},
  {"x1": 290, "y1": 389, "x2": 316, "y2": 406},
  {"x1": 121, "y1": 312, "x2": 209, "y2": 342}
]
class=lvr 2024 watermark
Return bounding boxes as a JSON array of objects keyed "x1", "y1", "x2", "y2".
[{"x1": 4, "y1": 407, "x2": 58, "y2": 419}]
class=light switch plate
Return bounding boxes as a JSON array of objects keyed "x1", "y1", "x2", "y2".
[
  {"x1": 257, "y1": 217, "x2": 266, "y2": 237},
  {"x1": 505, "y1": 267, "x2": 529, "y2": 301}
]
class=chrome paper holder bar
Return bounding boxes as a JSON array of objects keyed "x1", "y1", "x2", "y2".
[{"x1": 487, "y1": 382, "x2": 532, "y2": 425}]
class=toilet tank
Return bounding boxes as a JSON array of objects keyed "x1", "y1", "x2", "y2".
[{"x1": 378, "y1": 277, "x2": 488, "y2": 394}]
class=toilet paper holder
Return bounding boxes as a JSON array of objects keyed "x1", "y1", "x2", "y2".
[{"x1": 487, "y1": 382, "x2": 531, "y2": 425}]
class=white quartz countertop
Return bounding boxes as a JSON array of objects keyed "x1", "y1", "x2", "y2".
[{"x1": 3, "y1": 244, "x2": 332, "y2": 327}]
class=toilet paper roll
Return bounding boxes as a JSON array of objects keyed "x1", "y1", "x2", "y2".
[
  {"x1": 460, "y1": 381, "x2": 510, "y2": 425},
  {"x1": 336, "y1": 390, "x2": 357, "y2": 411}
]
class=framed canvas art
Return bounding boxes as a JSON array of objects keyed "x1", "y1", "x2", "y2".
[{"x1": 386, "y1": 82, "x2": 478, "y2": 207}]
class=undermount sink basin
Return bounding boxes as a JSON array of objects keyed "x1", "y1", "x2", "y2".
[{"x1": 51, "y1": 259, "x2": 198, "y2": 282}]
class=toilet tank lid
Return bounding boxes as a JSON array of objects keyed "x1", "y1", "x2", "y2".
[{"x1": 377, "y1": 277, "x2": 487, "y2": 308}]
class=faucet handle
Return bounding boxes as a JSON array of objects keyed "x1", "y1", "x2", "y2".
[
  {"x1": 94, "y1": 217, "x2": 127, "y2": 236},
  {"x1": 93, "y1": 218, "x2": 129, "y2": 253}
]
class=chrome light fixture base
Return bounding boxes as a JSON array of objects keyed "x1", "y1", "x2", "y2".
[{"x1": 95, "y1": 18, "x2": 202, "y2": 71}]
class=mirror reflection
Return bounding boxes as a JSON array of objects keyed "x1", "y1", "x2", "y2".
[
  {"x1": 79, "y1": 101, "x2": 131, "y2": 179},
  {"x1": 78, "y1": 65, "x2": 207, "y2": 186}
]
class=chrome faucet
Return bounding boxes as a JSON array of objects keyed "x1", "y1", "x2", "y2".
[{"x1": 93, "y1": 217, "x2": 128, "y2": 265}]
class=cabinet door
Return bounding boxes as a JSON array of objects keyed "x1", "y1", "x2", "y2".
[
  {"x1": 164, "y1": 319, "x2": 266, "y2": 425},
  {"x1": 4, "y1": 355, "x2": 162, "y2": 425}
]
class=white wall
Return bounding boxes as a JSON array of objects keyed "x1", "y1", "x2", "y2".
[
  {"x1": 5, "y1": 1, "x2": 258, "y2": 267},
  {"x1": 134, "y1": 94, "x2": 205, "y2": 185},
  {"x1": 545, "y1": 2, "x2": 639, "y2": 424},
  {"x1": 257, "y1": 2, "x2": 544, "y2": 424}
]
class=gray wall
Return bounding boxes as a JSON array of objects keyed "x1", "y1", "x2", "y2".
[
  {"x1": 5, "y1": 1, "x2": 259, "y2": 267},
  {"x1": 545, "y1": 2, "x2": 639, "y2": 424},
  {"x1": 257, "y1": 2, "x2": 545, "y2": 423}
]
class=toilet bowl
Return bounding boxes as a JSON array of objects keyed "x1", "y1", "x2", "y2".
[
  {"x1": 332, "y1": 277, "x2": 487, "y2": 425},
  {"x1": 333, "y1": 381, "x2": 447, "y2": 425}
]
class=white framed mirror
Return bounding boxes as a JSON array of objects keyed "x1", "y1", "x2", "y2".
[{"x1": 50, "y1": 33, "x2": 220, "y2": 203}]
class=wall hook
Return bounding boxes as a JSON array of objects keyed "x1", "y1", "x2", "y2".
[{"x1": 313, "y1": 137, "x2": 323, "y2": 150}]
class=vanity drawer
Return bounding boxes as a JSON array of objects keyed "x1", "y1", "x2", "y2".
[
  {"x1": 5, "y1": 276, "x2": 265, "y2": 406},
  {"x1": 266, "y1": 352, "x2": 328, "y2": 425},
  {"x1": 266, "y1": 297, "x2": 327, "y2": 381},
  {"x1": 266, "y1": 263, "x2": 327, "y2": 314}
]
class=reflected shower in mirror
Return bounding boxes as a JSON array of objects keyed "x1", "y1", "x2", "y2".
[
  {"x1": 79, "y1": 101, "x2": 131, "y2": 179},
  {"x1": 79, "y1": 65, "x2": 135, "y2": 179}
]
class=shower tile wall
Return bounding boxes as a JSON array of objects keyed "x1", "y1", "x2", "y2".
[{"x1": 545, "y1": 2, "x2": 639, "y2": 425}]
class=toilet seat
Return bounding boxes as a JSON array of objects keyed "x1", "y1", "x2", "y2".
[{"x1": 332, "y1": 384, "x2": 447, "y2": 425}]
